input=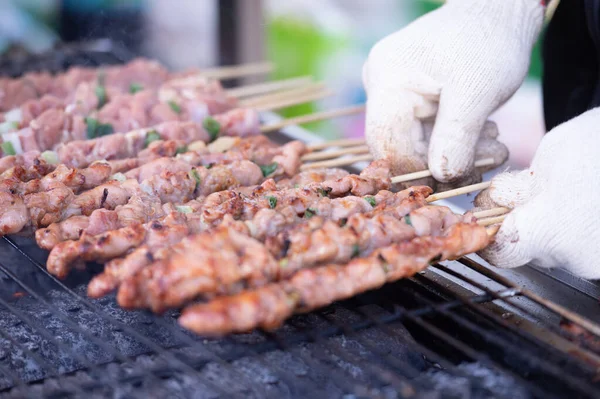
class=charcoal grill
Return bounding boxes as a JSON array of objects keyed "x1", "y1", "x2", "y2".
[{"x1": 0, "y1": 45, "x2": 600, "y2": 399}]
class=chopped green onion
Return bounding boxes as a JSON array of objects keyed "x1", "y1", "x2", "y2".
[
  {"x1": 95, "y1": 85, "x2": 107, "y2": 109},
  {"x1": 205, "y1": 163, "x2": 214, "y2": 169},
  {"x1": 404, "y1": 215, "x2": 412, "y2": 226},
  {"x1": 267, "y1": 196, "x2": 277, "y2": 209},
  {"x1": 111, "y1": 173, "x2": 126, "y2": 182},
  {"x1": 176, "y1": 205, "x2": 193, "y2": 214},
  {"x1": 202, "y1": 117, "x2": 221, "y2": 142},
  {"x1": 144, "y1": 130, "x2": 161, "y2": 147},
  {"x1": 129, "y1": 83, "x2": 143, "y2": 94},
  {"x1": 41, "y1": 151, "x2": 59, "y2": 165},
  {"x1": 168, "y1": 100, "x2": 181, "y2": 114},
  {"x1": 279, "y1": 258, "x2": 289, "y2": 268},
  {"x1": 304, "y1": 208, "x2": 316, "y2": 219},
  {"x1": 1, "y1": 141, "x2": 15, "y2": 156},
  {"x1": 365, "y1": 196, "x2": 377, "y2": 207},
  {"x1": 339, "y1": 218, "x2": 348, "y2": 227},
  {"x1": 293, "y1": 184, "x2": 300, "y2": 189},
  {"x1": 351, "y1": 244, "x2": 360, "y2": 259},
  {"x1": 85, "y1": 118, "x2": 114, "y2": 139},
  {"x1": 97, "y1": 70, "x2": 106, "y2": 85},
  {"x1": 189, "y1": 169, "x2": 201, "y2": 189},
  {"x1": 0, "y1": 121, "x2": 19, "y2": 134},
  {"x1": 382, "y1": 263, "x2": 390, "y2": 273},
  {"x1": 175, "y1": 146, "x2": 188, "y2": 155},
  {"x1": 317, "y1": 187, "x2": 332, "y2": 197},
  {"x1": 259, "y1": 162, "x2": 278, "y2": 177}
]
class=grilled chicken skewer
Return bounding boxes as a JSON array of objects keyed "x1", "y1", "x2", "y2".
[
  {"x1": 178, "y1": 222, "x2": 490, "y2": 336},
  {"x1": 114, "y1": 188, "x2": 449, "y2": 313},
  {"x1": 0, "y1": 77, "x2": 236, "y2": 157},
  {"x1": 34, "y1": 138, "x2": 307, "y2": 249},
  {"x1": 0, "y1": 107, "x2": 259, "y2": 175},
  {"x1": 46, "y1": 160, "x2": 392, "y2": 280}
]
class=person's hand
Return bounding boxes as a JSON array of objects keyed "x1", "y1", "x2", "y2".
[
  {"x1": 362, "y1": 0, "x2": 545, "y2": 187},
  {"x1": 475, "y1": 108, "x2": 600, "y2": 279}
]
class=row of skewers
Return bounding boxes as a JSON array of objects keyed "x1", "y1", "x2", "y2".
[{"x1": 0, "y1": 58, "x2": 506, "y2": 336}]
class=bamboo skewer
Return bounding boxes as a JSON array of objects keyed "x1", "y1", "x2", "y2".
[
  {"x1": 299, "y1": 154, "x2": 373, "y2": 171},
  {"x1": 199, "y1": 61, "x2": 274, "y2": 80},
  {"x1": 426, "y1": 181, "x2": 491, "y2": 203},
  {"x1": 241, "y1": 83, "x2": 327, "y2": 108},
  {"x1": 308, "y1": 137, "x2": 366, "y2": 151},
  {"x1": 258, "y1": 89, "x2": 334, "y2": 112},
  {"x1": 472, "y1": 207, "x2": 510, "y2": 219},
  {"x1": 301, "y1": 145, "x2": 370, "y2": 162},
  {"x1": 260, "y1": 105, "x2": 365, "y2": 134},
  {"x1": 477, "y1": 215, "x2": 507, "y2": 227},
  {"x1": 227, "y1": 76, "x2": 313, "y2": 98},
  {"x1": 391, "y1": 158, "x2": 496, "y2": 184}
]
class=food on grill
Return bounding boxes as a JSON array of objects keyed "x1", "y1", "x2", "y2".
[
  {"x1": 0, "y1": 107, "x2": 260, "y2": 175},
  {"x1": 35, "y1": 138, "x2": 307, "y2": 249},
  {"x1": 0, "y1": 57, "x2": 498, "y2": 339},
  {"x1": 179, "y1": 222, "x2": 489, "y2": 336},
  {"x1": 46, "y1": 160, "x2": 394, "y2": 279},
  {"x1": 115, "y1": 188, "x2": 439, "y2": 313}
]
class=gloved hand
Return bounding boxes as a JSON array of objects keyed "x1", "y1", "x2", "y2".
[
  {"x1": 475, "y1": 108, "x2": 600, "y2": 279},
  {"x1": 362, "y1": 0, "x2": 545, "y2": 186}
]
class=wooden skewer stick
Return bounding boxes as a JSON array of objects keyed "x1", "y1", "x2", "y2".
[
  {"x1": 259, "y1": 89, "x2": 335, "y2": 112},
  {"x1": 391, "y1": 158, "x2": 496, "y2": 184},
  {"x1": 426, "y1": 181, "x2": 491, "y2": 203},
  {"x1": 227, "y1": 76, "x2": 313, "y2": 98},
  {"x1": 299, "y1": 153, "x2": 373, "y2": 171},
  {"x1": 241, "y1": 83, "x2": 327, "y2": 108},
  {"x1": 199, "y1": 61, "x2": 274, "y2": 80},
  {"x1": 308, "y1": 137, "x2": 366, "y2": 151},
  {"x1": 486, "y1": 225, "x2": 501, "y2": 237},
  {"x1": 301, "y1": 145, "x2": 370, "y2": 162},
  {"x1": 477, "y1": 215, "x2": 507, "y2": 227},
  {"x1": 472, "y1": 207, "x2": 510, "y2": 219},
  {"x1": 261, "y1": 104, "x2": 365, "y2": 134}
]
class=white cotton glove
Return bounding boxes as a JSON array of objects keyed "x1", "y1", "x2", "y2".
[
  {"x1": 475, "y1": 108, "x2": 600, "y2": 280},
  {"x1": 363, "y1": 0, "x2": 545, "y2": 184}
]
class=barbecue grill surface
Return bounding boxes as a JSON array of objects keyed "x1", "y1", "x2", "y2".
[{"x1": 0, "y1": 43, "x2": 599, "y2": 399}]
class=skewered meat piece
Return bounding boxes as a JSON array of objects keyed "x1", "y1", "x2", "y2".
[
  {"x1": 0, "y1": 107, "x2": 261, "y2": 174},
  {"x1": 36, "y1": 159, "x2": 264, "y2": 250},
  {"x1": 0, "y1": 162, "x2": 112, "y2": 197},
  {"x1": 115, "y1": 188, "x2": 434, "y2": 312},
  {"x1": 6, "y1": 79, "x2": 235, "y2": 155},
  {"x1": 178, "y1": 222, "x2": 490, "y2": 336},
  {"x1": 0, "y1": 58, "x2": 172, "y2": 112},
  {"x1": 35, "y1": 138, "x2": 306, "y2": 249}
]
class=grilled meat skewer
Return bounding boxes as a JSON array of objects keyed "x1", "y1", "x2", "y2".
[
  {"x1": 47, "y1": 160, "x2": 392, "y2": 279},
  {"x1": 35, "y1": 138, "x2": 306, "y2": 249},
  {"x1": 0, "y1": 107, "x2": 260, "y2": 175},
  {"x1": 178, "y1": 222, "x2": 490, "y2": 336},
  {"x1": 115, "y1": 188, "x2": 443, "y2": 312},
  {"x1": 87, "y1": 185, "x2": 426, "y2": 299},
  {"x1": 1, "y1": 77, "x2": 235, "y2": 157}
]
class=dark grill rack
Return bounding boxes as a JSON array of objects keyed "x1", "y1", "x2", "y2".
[{"x1": 0, "y1": 231, "x2": 599, "y2": 398}]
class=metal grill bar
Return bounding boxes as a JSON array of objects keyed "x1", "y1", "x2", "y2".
[
  {"x1": 404, "y1": 276, "x2": 600, "y2": 397},
  {"x1": 432, "y1": 262, "x2": 600, "y2": 359}
]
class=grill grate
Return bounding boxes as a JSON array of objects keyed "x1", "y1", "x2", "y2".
[{"x1": 1, "y1": 233, "x2": 600, "y2": 398}]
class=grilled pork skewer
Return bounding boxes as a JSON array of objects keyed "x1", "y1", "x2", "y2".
[
  {"x1": 115, "y1": 188, "x2": 444, "y2": 313},
  {"x1": 178, "y1": 222, "x2": 490, "y2": 336},
  {"x1": 1, "y1": 77, "x2": 235, "y2": 156},
  {"x1": 0, "y1": 107, "x2": 260, "y2": 174},
  {"x1": 35, "y1": 138, "x2": 307, "y2": 249},
  {"x1": 0, "y1": 58, "x2": 172, "y2": 113},
  {"x1": 87, "y1": 184, "x2": 428, "y2": 299},
  {"x1": 47, "y1": 160, "x2": 391, "y2": 280}
]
